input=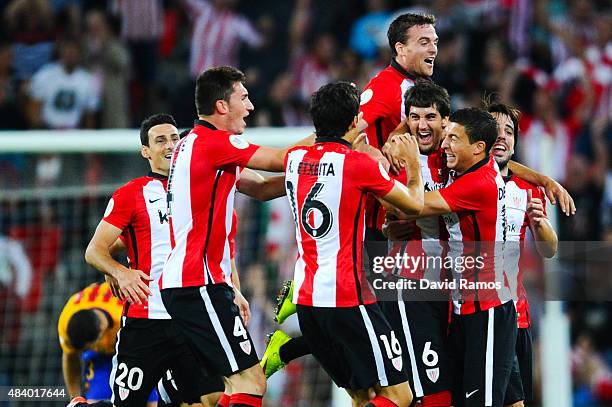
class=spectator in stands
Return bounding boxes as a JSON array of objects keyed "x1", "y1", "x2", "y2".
[
  {"x1": 112, "y1": 0, "x2": 163, "y2": 123},
  {"x1": 84, "y1": 10, "x2": 130, "y2": 128},
  {"x1": 348, "y1": 0, "x2": 390, "y2": 61},
  {"x1": 181, "y1": 0, "x2": 262, "y2": 78},
  {"x1": 27, "y1": 37, "x2": 99, "y2": 130},
  {"x1": 3, "y1": 0, "x2": 56, "y2": 82}
]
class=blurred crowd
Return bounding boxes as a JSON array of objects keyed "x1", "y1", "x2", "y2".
[{"x1": 0, "y1": 0, "x2": 610, "y2": 405}]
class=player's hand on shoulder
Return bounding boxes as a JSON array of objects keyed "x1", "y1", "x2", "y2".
[
  {"x1": 542, "y1": 177, "x2": 576, "y2": 216},
  {"x1": 116, "y1": 268, "x2": 152, "y2": 305}
]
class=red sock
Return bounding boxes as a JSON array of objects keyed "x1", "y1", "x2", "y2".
[
  {"x1": 421, "y1": 391, "x2": 452, "y2": 407},
  {"x1": 229, "y1": 393, "x2": 263, "y2": 407},
  {"x1": 366, "y1": 396, "x2": 398, "y2": 407},
  {"x1": 216, "y1": 393, "x2": 231, "y2": 407}
]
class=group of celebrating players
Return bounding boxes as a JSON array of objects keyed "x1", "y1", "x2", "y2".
[{"x1": 57, "y1": 12, "x2": 576, "y2": 407}]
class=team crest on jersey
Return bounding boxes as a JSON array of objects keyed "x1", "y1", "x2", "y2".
[
  {"x1": 118, "y1": 387, "x2": 129, "y2": 400},
  {"x1": 104, "y1": 198, "x2": 115, "y2": 218},
  {"x1": 229, "y1": 135, "x2": 249, "y2": 149},
  {"x1": 426, "y1": 367, "x2": 439, "y2": 383},
  {"x1": 391, "y1": 356, "x2": 403, "y2": 371},
  {"x1": 360, "y1": 89, "x2": 373, "y2": 105},
  {"x1": 239, "y1": 340, "x2": 252, "y2": 355},
  {"x1": 378, "y1": 162, "x2": 390, "y2": 181}
]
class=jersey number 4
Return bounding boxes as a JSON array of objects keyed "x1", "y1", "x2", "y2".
[{"x1": 286, "y1": 181, "x2": 333, "y2": 239}]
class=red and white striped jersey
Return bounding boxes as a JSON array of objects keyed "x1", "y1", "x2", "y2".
[
  {"x1": 183, "y1": 0, "x2": 262, "y2": 78},
  {"x1": 359, "y1": 60, "x2": 418, "y2": 231},
  {"x1": 161, "y1": 120, "x2": 259, "y2": 289},
  {"x1": 438, "y1": 157, "x2": 509, "y2": 315},
  {"x1": 285, "y1": 139, "x2": 396, "y2": 307},
  {"x1": 103, "y1": 172, "x2": 171, "y2": 319},
  {"x1": 391, "y1": 148, "x2": 460, "y2": 283},
  {"x1": 504, "y1": 173, "x2": 546, "y2": 328}
]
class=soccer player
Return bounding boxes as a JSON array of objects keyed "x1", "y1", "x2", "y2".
[
  {"x1": 284, "y1": 81, "x2": 424, "y2": 407},
  {"x1": 58, "y1": 282, "x2": 156, "y2": 407},
  {"x1": 359, "y1": 12, "x2": 438, "y2": 241},
  {"x1": 160, "y1": 66, "x2": 313, "y2": 407},
  {"x1": 393, "y1": 107, "x2": 513, "y2": 407},
  {"x1": 84, "y1": 114, "x2": 221, "y2": 407},
  {"x1": 486, "y1": 101, "x2": 558, "y2": 407},
  {"x1": 83, "y1": 113, "x2": 286, "y2": 407}
]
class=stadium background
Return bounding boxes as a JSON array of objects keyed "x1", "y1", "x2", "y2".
[{"x1": 0, "y1": 0, "x2": 610, "y2": 406}]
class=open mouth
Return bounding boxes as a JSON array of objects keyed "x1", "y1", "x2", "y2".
[
  {"x1": 165, "y1": 154, "x2": 172, "y2": 160},
  {"x1": 424, "y1": 57, "x2": 435, "y2": 67},
  {"x1": 491, "y1": 143, "x2": 507, "y2": 157},
  {"x1": 418, "y1": 131, "x2": 433, "y2": 145}
]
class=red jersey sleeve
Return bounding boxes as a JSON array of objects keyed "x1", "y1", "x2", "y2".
[
  {"x1": 359, "y1": 82, "x2": 395, "y2": 140},
  {"x1": 438, "y1": 173, "x2": 491, "y2": 212},
  {"x1": 351, "y1": 152, "x2": 395, "y2": 197},
  {"x1": 206, "y1": 132, "x2": 260, "y2": 168},
  {"x1": 103, "y1": 184, "x2": 135, "y2": 230}
]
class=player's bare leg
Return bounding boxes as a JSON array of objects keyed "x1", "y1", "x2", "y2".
[
  {"x1": 367, "y1": 382, "x2": 412, "y2": 407},
  {"x1": 505, "y1": 402, "x2": 525, "y2": 407},
  {"x1": 223, "y1": 364, "x2": 266, "y2": 405}
]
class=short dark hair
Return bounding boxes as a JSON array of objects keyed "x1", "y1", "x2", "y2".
[
  {"x1": 139, "y1": 114, "x2": 177, "y2": 146},
  {"x1": 449, "y1": 108, "x2": 498, "y2": 154},
  {"x1": 309, "y1": 82, "x2": 359, "y2": 139},
  {"x1": 195, "y1": 66, "x2": 246, "y2": 116},
  {"x1": 405, "y1": 80, "x2": 451, "y2": 118},
  {"x1": 387, "y1": 13, "x2": 436, "y2": 57},
  {"x1": 483, "y1": 94, "x2": 521, "y2": 142},
  {"x1": 66, "y1": 309, "x2": 101, "y2": 351}
]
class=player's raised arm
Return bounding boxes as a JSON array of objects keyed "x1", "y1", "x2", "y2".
[
  {"x1": 508, "y1": 160, "x2": 576, "y2": 216},
  {"x1": 238, "y1": 168, "x2": 286, "y2": 201},
  {"x1": 378, "y1": 134, "x2": 424, "y2": 215},
  {"x1": 527, "y1": 189, "x2": 558, "y2": 258}
]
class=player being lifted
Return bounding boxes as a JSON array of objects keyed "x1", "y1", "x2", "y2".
[{"x1": 284, "y1": 81, "x2": 425, "y2": 407}]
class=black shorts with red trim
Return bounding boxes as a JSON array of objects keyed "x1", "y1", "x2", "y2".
[
  {"x1": 110, "y1": 318, "x2": 218, "y2": 406},
  {"x1": 450, "y1": 301, "x2": 518, "y2": 407},
  {"x1": 379, "y1": 290, "x2": 452, "y2": 399},
  {"x1": 297, "y1": 302, "x2": 408, "y2": 391},
  {"x1": 161, "y1": 284, "x2": 259, "y2": 377}
]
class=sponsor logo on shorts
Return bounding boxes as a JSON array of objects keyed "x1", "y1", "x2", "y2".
[
  {"x1": 240, "y1": 340, "x2": 252, "y2": 355},
  {"x1": 118, "y1": 387, "x2": 129, "y2": 401},
  {"x1": 426, "y1": 367, "x2": 439, "y2": 383},
  {"x1": 391, "y1": 356, "x2": 403, "y2": 371},
  {"x1": 465, "y1": 389, "x2": 479, "y2": 399}
]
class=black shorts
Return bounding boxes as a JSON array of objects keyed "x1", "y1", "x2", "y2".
[
  {"x1": 450, "y1": 301, "x2": 518, "y2": 407},
  {"x1": 516, "y1": 327, "x2": 533, "y2": 402},
  {"x1": 157, "y1": 368, "x2": 224, "y2": 406},
  {"x1": 503, "y1": 355, "x2": 525, "y2": 405},
  {"x1": 111, "y1": 318, "x2": 216, "y2": 406},
  {"x1": 297, "y1": 303, "x2": 408, "y2": 391},
  {"x1": 380, "y1": 293, "x2": 452, "y2": 398},
  {"x1": 161, "y1": 284, "x2": 259, "y2": 377}
]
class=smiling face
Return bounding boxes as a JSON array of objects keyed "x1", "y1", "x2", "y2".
[
  {"x1": 441, "y1": 122, "x2": 486, "y2": 174},
  {"x1": 490, "y1": 112, "x2": 515, "y2": 172},
  {"x1": 396, "y1": 24, "x2": 438, "y2": 77},
  {"x1": 141, "y1": 123, "x2": 179, "y2": 175},
  {"x1": 407, "y1": 105, "x2": 446, "y2": 155},
  {"x1": 222, "y1": 82, "x2": 254, "y2": 135}
]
